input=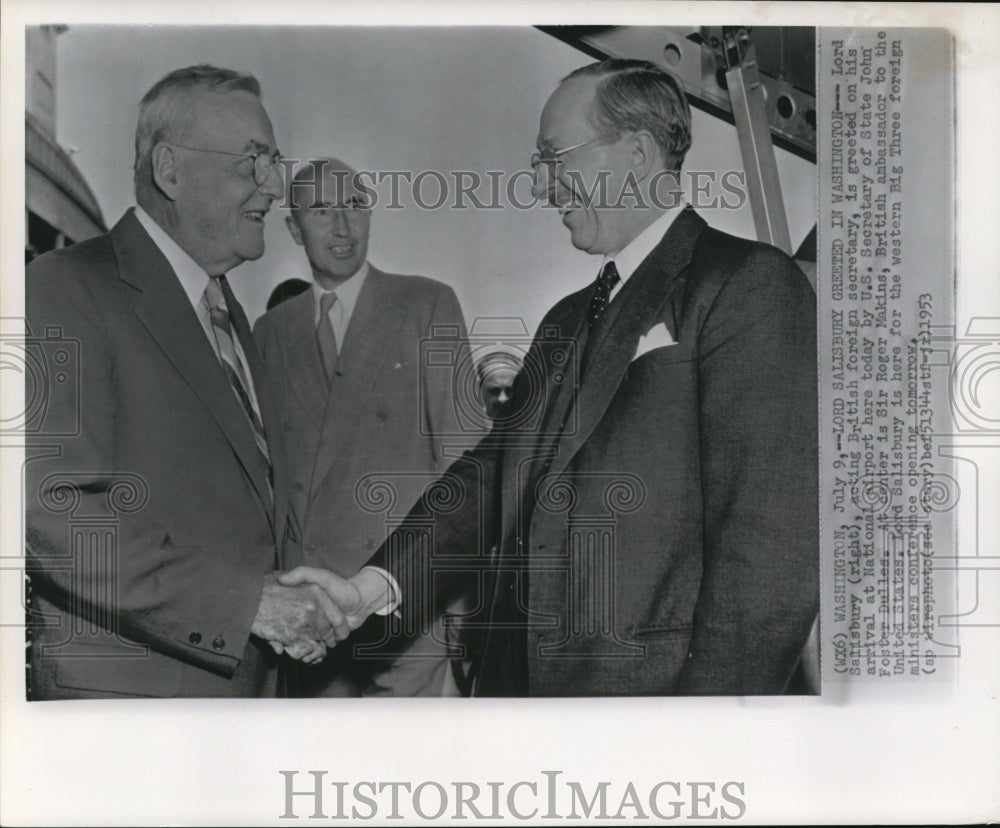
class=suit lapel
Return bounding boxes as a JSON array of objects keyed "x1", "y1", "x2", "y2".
[
  {"x1": 546, "y1": 208, "x2": 707, "y2": 481},
  {"x1": 498, "y1": 288, "x2": 590, "y2": 547},
  {"x1": 309, "y1": 268, "x2": 408, "y2": 495},
  {"x1": 277, "y1": 291, "x2": 328, "y2": 431},
  {"x1": 112, "y1": 211, "x2": 275, "y2": 529}
]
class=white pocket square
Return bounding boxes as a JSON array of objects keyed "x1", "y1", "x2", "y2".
[{"x1": 633, "y1": 322, "x2": 676, "y2": 360}]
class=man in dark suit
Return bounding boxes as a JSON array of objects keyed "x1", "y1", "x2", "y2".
[
  {"x1": 254, "y1": 159, "x2": 471, "y2": 697},
  {"x1": 284, "y1": 58, "x2": 818, "y2": 696},
  {"x1": 25, "y1": 65, "x2": 345, "y2": 700}
]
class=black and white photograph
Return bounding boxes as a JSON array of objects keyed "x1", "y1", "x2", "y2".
[{"x1": 1, "y1": 1, "x2": 997, "y2": 825}]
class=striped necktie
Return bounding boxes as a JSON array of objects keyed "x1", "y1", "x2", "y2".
[
  {"x1": 203, "y1": 276, "x2": 273, "y2": 493},
  {"x1": 317, "y1": 290, "x2": 339, "y2": 382}
]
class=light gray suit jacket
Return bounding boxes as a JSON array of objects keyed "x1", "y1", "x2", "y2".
[
  {"x1": 26, "y1": 210, "x2": 288, "y2": 699},
  {"x1": 254, "y1": 267, "x2": 471, "y2": 695}
]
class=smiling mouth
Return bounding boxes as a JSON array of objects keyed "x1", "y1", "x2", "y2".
[
  {"x1": 328, "y1": 243, "x2": 355, "y2": 257},
  {"x1": 242, "y1": 210, "x2": 268, "y2": 223}
]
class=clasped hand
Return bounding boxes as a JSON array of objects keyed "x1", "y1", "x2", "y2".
[{"x1": 251, "y1": 568, "x2": 368, "y2": 664}]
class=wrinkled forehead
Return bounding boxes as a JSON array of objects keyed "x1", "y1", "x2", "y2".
[
  {"x1": 537, "y1": 76, "x2": 599, "y2": 149},
  {"x1": 483, "y1": 365, "x2": 519, "y2": 385},
  {"x1": 292, "y1": 161, "x2": 363, "y2": 207},
  {"x1": 189, "y1": 89, "x2": 275, "y2": 151}
]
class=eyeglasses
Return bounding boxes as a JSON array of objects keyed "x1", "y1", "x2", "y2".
[
  {"x1": 530, "y1": 130, "x2": 621, "y2": 174},
  {"x1": 170, "y1": 143, "x2": 283, "y2": 186}
]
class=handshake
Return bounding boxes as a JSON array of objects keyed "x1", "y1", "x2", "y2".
[{"x1": 250, "y1": 566, "x2": 393, "y2": 663}]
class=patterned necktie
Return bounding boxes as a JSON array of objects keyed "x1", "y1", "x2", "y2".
[
  {"x1": 317, "y1": 290, "x2": 339, "y2": 382},
  {"x1": 203, "y1": 276, "x2": 272, "y2": 491},
  {"x1": 588, "y1": 260, "x2": 621, "y2": 327}
]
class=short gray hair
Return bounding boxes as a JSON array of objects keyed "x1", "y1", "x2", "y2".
[
  {"x1": 564, "y1": 59, "x2": 692, "y2": 171},
  {"x1": 133, "y1": 64, "x2": 261, "y2": 196}
]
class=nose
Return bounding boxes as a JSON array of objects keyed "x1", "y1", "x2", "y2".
[
  {"x1": 259, "y1": 159, "x2": 284, "y2": 200},
  {"x1": 332, "y1": 209, "x2": 349, "y2": 236},
  {"x1": 496, "y1": 388, "x2": 511, "y2": 404},
  {"x1": 530, "y1": 164, "x2": 551, "y2": 201}
]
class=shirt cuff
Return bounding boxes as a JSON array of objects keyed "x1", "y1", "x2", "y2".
[{"x1": 358, "y1": 566, "x2": 401, "y2": 616}]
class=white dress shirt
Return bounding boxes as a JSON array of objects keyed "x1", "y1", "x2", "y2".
[
  {"x1": 602, "y1": 201, "x2": 687, "y2": 302},
  {"x1": 133, "y1": 206, "x2": 263, "y2": 419},
  {"x1": 311, "y1": 261, "x2": 370, "y2": 348}
]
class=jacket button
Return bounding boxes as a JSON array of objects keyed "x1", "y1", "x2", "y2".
[
  {"x1": 189, "y1": 632, "x2": 202, "y2": 645},
  {"x1": 294, "y1": 482, "x2": 304, "y2": 492},
  {"x1": 366, "y1": 537, "x2": 376, "y2": 550},
  {"x1": 376, "y1": 410, "x2": 388, "y2": 422},
  {"x1": 212, "y1": 636, "x2": 226, "y2": 651}
]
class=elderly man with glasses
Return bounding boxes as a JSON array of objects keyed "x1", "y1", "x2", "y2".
[
  {"x1": 24, "y1": 64, "x2": 346, "y2": 700},
  {"x1": 284, "y1": 58, "x2": 818, "y2": 697}
]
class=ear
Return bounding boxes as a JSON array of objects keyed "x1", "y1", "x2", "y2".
[
  {"x1": 285, "y1": 214, "x2": 304, "y2": 246},
  {"x1": 628, "y1": 130, "x2": 660, "y2": 181},
  {"x1": 150, "y1": 143, "x2": 181, "y2": 201}
]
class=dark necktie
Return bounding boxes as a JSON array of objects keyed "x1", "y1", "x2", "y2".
[
  {"x1": 588, "y1": 260, "x2": 621, "y2": 327},
  {"x1": 317, "y1": 290, "x2": 339, "y2": 382},
  {"x1": 203, "y1": 276, "x2": 272, "y2": 493}
]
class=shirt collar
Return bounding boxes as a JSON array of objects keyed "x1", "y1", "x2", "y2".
[
  {"x1": 601, "y1": 202, "x2": 687, "y2": 284},
  {"x1": 312, "y1": 261, "x2": 370, "y2": 325},
  {"x1": 133, "y1": 205, "x2": 216, "y2": 311}
]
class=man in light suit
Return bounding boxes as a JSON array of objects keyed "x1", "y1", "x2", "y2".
[
  {"x1": 25, "y1": 65, "x2": 345, "y2": 700},
  {"x1": 284, "y1": 59, "x2": 818, "y2": 695},
  {"x1": 254, "y1": 159, "x2": 471, "y2": 697}
]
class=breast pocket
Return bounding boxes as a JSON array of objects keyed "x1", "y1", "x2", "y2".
[
  {"x1": 629, "y1": 343, "x2": 695, "y2": 369},
  {"x1": 622, "y1": 345, "x2": 697, "y2": 402},
  {"x1": 377, "y1": 358, "x2": 417, "y2": 393}
]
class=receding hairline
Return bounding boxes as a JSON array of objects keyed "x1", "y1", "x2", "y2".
[
  {"x1": 138, "y1": 64, "x2": 262, "y2": 109},
  {"x1": 290, "y1": 157, "x2": 357, "y2": 186},
  {"x1": 556, "y1": 58, "x2": 692, "y2": 170},
  {"x1": 133, "y1": 65, "x2": 267, "y2": 189},
  {"x1": 286, "y1": 158, "x2": 367, "y2": 215}
]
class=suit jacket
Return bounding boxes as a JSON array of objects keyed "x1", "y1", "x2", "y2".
[
  {"x1": 24, "y1": 210, "x2": 289, "y2": 699},
  {"x1": 253, "y1": 267, "x2": 470, "y2": 695},
  {"x1": 372, "y1": 208, "x2": 819, "y2": 696}
]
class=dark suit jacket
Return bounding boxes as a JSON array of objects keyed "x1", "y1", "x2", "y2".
[
  {"x1": 254, "y1": 267, "x2": 470, "y2": 695},
  {"x1": 25, "y1": 210, "x2": 289, "y2": 699},
  {"x1": 372, "y1": 208, "x2": 819, "y2": 696}
]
